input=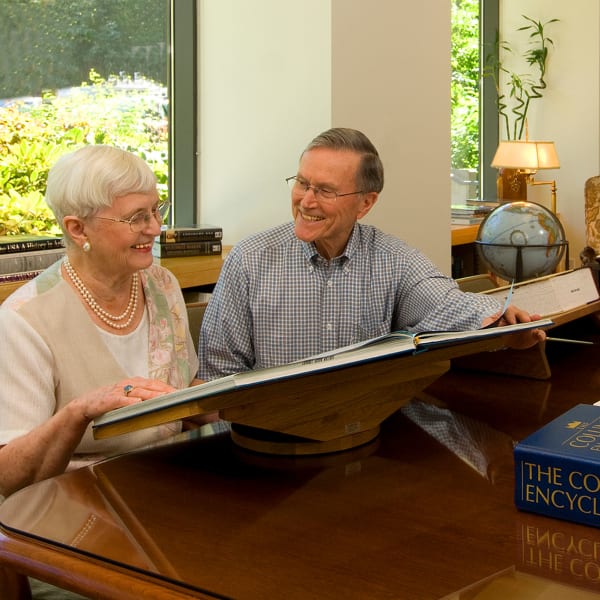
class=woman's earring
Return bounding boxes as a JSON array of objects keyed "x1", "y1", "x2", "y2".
[{"x1": 82, "y1": 241, "x2": 91, "y2": 252}]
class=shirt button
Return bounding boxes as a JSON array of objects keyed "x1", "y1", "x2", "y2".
[
  {"x1": 326, "y1": 323, "x2": 333, "y2": 331},
  {"x1": 327, "y1": 279, "x2": 333, "y2": 287}
]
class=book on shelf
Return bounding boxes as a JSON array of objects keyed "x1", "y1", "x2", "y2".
[
  {"x1": 485, "y1": 267, "x2": 600, "y2": 318},
  {"x1": 159, "y1": 225, "x2": 222, "y2": 243},
  {"x1": 92, "y1": 317, "x2": 553, "y2": 439},
  {"x1": 515, "y1": 403, "x2": 600, "y2": 528},
  {"x1": 451, "y1": 203, "x2": 495, "y2": 215},
  {"x1": 0, "y1": 234, "x2": 64, "y2": 255},
  {"x1": 152, "y1": 240, "x2": 222, "y2": 258},
  {"x1": 451, "y1": 216, "x2": 485, "y2": 225},
  {"x1": 0, "y1": 247, "x2": 65, "y2": 275},
  {"x1": 0, "y1": 270, "x2": 43, "y2": 284}
]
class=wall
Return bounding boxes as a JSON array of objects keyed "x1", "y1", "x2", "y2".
[
  {"x1": 199, "y1": 0, "x2": 452, "y2": 273},
  {"x1": 198, "y1": 0, "x2": 331, "y2": 246},
  {"x1": 331, "y1": 0, "x2": 451, "y2": 271},
  {"x1": 200, "y1": 1, "x2": 600, "y2": 274},
  {"x1": 500, "y1": 0, "x2": 600, "y2": 262}
]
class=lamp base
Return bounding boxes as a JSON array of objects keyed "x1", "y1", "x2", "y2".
[{"x1": 497, "y1": 168, "x2": 528, "y2": 202}]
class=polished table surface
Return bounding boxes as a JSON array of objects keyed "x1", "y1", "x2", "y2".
[{"x1": 1, "y1": 318, "x2": 600, "y2": 599}]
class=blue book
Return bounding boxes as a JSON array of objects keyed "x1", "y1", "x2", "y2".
[{"x1": 515, "y1": 404, "x2": 600, "y2": 527}]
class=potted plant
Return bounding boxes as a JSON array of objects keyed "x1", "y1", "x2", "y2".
[
  {"x1": 483, "y1": 14, "x2": 559, "y2": 142},
  {"x1": 483, "y1": 15, "x2": 559, "y2": 201}
]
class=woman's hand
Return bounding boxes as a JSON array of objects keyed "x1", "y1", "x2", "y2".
[
  {"x1": 0, "y1": 376, "x2": 177, "y2": 497},
  {"x1": 71, "y1": 376, "x2": 176, "y2": 423}
]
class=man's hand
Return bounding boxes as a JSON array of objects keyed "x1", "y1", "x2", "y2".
[{"x1": 482, "y1": 304, "x2": 547, "y2": 350}]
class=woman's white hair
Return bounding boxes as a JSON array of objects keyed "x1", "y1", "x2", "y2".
[{"x1": 45, "y1": 145, "x2": 158, "y2": 236}]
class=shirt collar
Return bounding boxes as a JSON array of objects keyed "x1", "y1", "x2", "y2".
[{"x1": 299, "y1": 223, "x2": 360, "y2": 263}]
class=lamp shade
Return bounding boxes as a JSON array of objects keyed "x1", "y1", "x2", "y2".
[{"x1": 491, "y1": 141, "x2": 560, "y2": 170}]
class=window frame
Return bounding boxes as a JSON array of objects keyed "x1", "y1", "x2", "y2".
[
  {"x1": 170, "y1": 0, "x2": 197, "y2": 226},
  {"x1": 480, "y1": 0, "x2": 499, "y2": 201}
]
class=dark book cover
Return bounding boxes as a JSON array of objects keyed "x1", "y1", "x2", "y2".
[
  {"x1": 515, "y1": 404, "x2": 600, "y2": 528},
  {"x1": 152, "y1": 240, "x2": 222, "y2": 258},
  {"x1": 159, "y1": 225, "x2": 222, "y2": 243},
  {"x1": 0, "y1": 235, "x2": 64, "y2": 255}
]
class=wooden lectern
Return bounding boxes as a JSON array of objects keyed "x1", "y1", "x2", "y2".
[{"x1": 94, "y1": 335, "x2": 515, "y2": 456}]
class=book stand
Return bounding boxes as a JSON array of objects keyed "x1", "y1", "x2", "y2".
[
  {"x1": 93, "y1": 336, "x2": 521, "y2": 456},
  {"x1": 452, "y1": 301, "x2": 600, "y2": 380},
  {"x1": 219, "y1": 337, "x2": 511, "y2": 456}
]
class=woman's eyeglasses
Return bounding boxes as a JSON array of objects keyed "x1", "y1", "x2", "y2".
[{"x1": 94, "y1": 201, "x2": 170, "y2": 233}]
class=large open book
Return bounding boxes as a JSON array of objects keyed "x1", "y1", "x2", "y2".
[
  {"x1": 93, "y1": 318, "x2": 552, "y2": 443},
  {"x1": 486, "y1": 267, "x2": 599, "y2": 318},
  {"x1": 452, "y1": 268, "x2": 600, "y2": 381}
]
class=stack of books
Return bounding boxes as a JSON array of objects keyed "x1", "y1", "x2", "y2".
[
  {"x1": 0, "y1": 235, "x2": 65, "y2": 283},
  {"x1": 152, "y1": 225, "x2": 223, "y2": 258},
  {"x1": 451, "y1": 202, "x2": 497, "y2": 225}
]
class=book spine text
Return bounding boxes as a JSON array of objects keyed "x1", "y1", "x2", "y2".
[
  {"x1": 0, "y1": 238, "x2": 64, "y2": 254},
  {"x1": 515, "y1": 449, "x2": 600, "y2": 528}
]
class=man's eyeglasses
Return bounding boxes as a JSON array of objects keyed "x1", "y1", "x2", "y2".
[
  {"x1": 94, "y1": 201, "x2": 170, "y2": 233},
  {"x1": 286, "y1": 176, "x2": 364, "y2": 203}
]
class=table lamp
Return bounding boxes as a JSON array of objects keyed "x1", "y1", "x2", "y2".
[{"x1": 491, "y1": 141, "x2": 560, "y2": 213}]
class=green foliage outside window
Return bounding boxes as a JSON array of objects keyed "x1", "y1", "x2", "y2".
[
  {"x1": 0, "y1": 0, "x2": 167, "y2": 98},
  {"x1": 0, "y1": 71, "x2": 168, "y2": 236},
  {"x1": 451, "y1": 0, "x2": 479, "y2": 171},
  {"x1": 0, "y1": 0, "x2": 169, "y2": 236}
]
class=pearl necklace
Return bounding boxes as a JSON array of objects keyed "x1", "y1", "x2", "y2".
[{"x1": 64, "y1": 257, "x2": 139, "y2": 330}]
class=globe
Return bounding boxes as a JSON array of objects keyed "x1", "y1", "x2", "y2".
[{"x1": 476, "y1": 201, "x2": 567, "y2": 281}]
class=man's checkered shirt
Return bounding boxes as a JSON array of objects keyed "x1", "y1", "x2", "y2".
[{"x1": 198, "y1": 222, "x2": 501, "y2": 380}]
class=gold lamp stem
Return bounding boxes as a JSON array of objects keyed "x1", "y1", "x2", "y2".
[{"x1": 527, "y1": 177, "x2": 558, "y2": 214}]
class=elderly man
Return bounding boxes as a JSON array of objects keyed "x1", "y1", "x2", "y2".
[{"x1": 199, "y1": 127, "x2": 544, "y2": 380}]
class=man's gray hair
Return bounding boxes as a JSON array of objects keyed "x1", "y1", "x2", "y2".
[{"x1": 303, "y1": 128, "x2": 384, "y2": 193}]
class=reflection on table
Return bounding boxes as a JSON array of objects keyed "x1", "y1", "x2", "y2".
[{"x1": 0, "y1": 319, "x2": 599, "y2": 599}]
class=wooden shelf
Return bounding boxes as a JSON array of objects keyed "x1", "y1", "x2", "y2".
[
  {"x1": 0, "y1": 248, "x2": 231, "y2": 304},
  {"x1": 157, "y1": 247, "x2": 230, "y2": 290},
  {"x1": 451, "y1": 223, "x2": 480, "y2": 246},
  {"x1": 0, "y1": 281, "x2": 26, "y2": 304}
]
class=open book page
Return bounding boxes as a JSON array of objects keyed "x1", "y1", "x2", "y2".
[
  {"x1": 480, "y1": 280, "x2": 514, "y2": 328},
  {"x1": 92, "y1": 334, "x2": 418, "y2": 432},
  {"x1": 413, "y1": 317, "x2": 552, "y2": 348},
  {"x1": 93, "y1": 318, "x2": 553, "y2": 433},
  {"x1": 485, "y1": 268, "x2": 599, "y2": 317},
  {"x1": 237, "y1": 332, "x2": 418, "y2": 386}
]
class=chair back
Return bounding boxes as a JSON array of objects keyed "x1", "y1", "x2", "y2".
[
  {"x1": 186, "y1": 302, "x2": 207, "y2": 354},
  {"x1": 456, "y1": 273, "x2": 498, "y2": 293}
]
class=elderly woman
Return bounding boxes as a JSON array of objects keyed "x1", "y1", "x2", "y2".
[{"x1": 0, "y1": 145, "x2": 204, "y2": 498}]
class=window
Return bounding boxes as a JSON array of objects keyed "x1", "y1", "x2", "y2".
[
  {"x1": 451, "y1": 0, "x2": 499, "y2": 203},
  {"x1": 0, "y1": 0, "x2": 196, "y2": 235}
]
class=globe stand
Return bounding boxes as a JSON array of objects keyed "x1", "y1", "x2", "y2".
[{"x1": 475, "y1": 241, "x2": 568, "y2": 282}]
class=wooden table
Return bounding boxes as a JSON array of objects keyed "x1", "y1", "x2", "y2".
[{"x1": 1, "y1": 317, "x2": 600, "y2": 599}]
